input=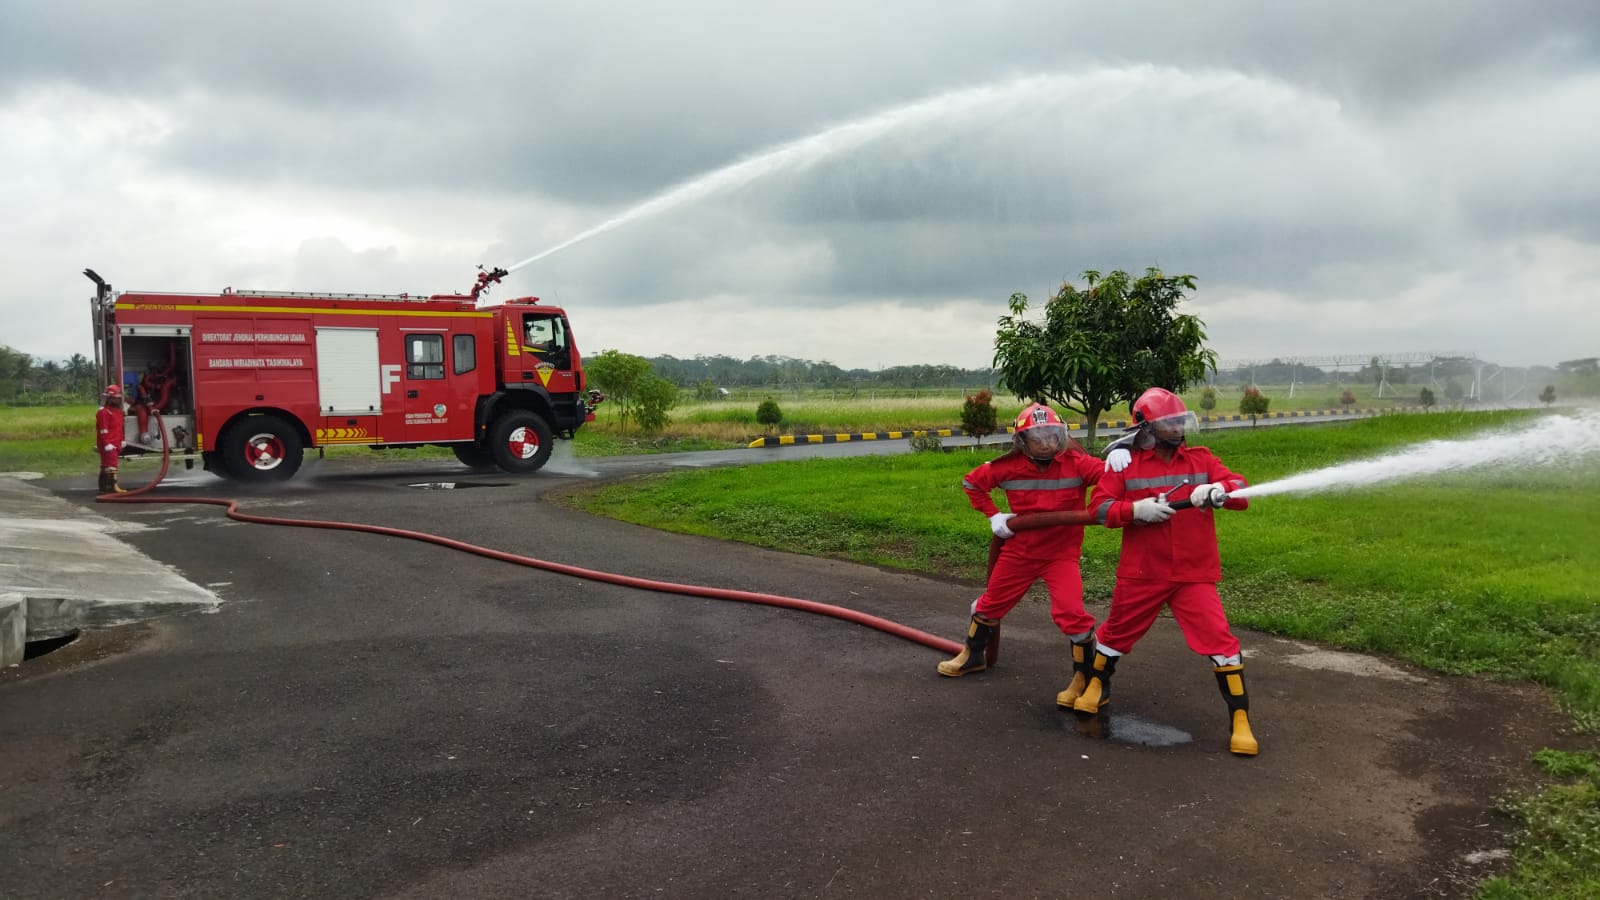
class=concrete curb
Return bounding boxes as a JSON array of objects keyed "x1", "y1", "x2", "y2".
[
  {"x1": 23, "y1": 597, "x2": 88, "y2": 643},
  {"x1": 748, "y1": 428, "x2": 964, "y2": 448},
  {"x1": 1, "y1": 592, "x2": 23, "y2": 667}
]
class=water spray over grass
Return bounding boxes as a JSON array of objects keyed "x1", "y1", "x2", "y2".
[{"x1": 1232, "y1": 408, "x2": 1600, "y2": 501}]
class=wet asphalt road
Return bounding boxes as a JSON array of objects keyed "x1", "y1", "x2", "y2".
[{"x1": 0, "y1": 444, "x2": 1573, "y2": 899}]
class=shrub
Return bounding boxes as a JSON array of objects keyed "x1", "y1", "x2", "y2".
[
  {"x1": 755, "y1": 399, "x2": 783, "y2": 431},
  {"x1": 1419, "y1": 387, "x2": 1436, "y2": 409},
  {"x1": 633, "y1": 375, "x2": 679, "y2": 435},
  {"x1": 1541, "y1": 385, "x2": 1557, "y2": 406},
  {"x1": 1199, "y1": 386, "x2": 1217, "y2": 413},
  {"x1": 908, "y1": 431, "x2": 944, "y2": 453},
  {"x1": 1239, "y1": 385, "x2": 1270, "y2": 425},
  {"x1": 960, "y1": 390, "x2": 998, "y2": 443},
  {"x1": 1339, "y1": 388, "x2": 1357, "y2": 408}
]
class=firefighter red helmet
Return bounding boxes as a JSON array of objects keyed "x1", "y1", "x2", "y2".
[
  {"x1": 1131, "y1": 387, "x2": 1199, "y2": 449},
  {"x1": 1014, "y1": 402, "x2": 1064, "y2": 432},
  {"x1": 1012, "y1": 403, "x2": 1070, "y2": 461},
  {"x1": 103, "y1": 384, "x2": 122, "y2": 399},
  {"x1": 1132, "y1": 388, "x2": 1186, "y2": 424}
]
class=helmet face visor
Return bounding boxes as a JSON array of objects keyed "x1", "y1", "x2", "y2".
[
  {"x1": 1146, "y1": 411, "x2": 1200, "y2": 447},
  {"x1": 1015, "y1": 423, "x2": 1067, "y2": 460}
]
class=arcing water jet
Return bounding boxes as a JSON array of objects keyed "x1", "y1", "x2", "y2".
[
  {"x1": 502, "y1": 73, "x2": 1070, "y2": 273},
  {"x1": 499, "y1": 65, "x2": 1281, "y2": 273}
]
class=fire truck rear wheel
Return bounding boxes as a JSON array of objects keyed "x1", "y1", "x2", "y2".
[
  {"x1": 489, "y1": 411, "x2": 554, "y2": 474},
  {"x1": 221, "y1": 415, "x2": 304, "y2": 481}
]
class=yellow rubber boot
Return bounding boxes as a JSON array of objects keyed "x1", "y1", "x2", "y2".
[
  {"x1": 937, "y1": 615, "x2": 999, "y2": 677},
  {"x1": 1213, "y1": 664, "x2": 1259, "y2": 756},
  {"x1": 1071, "y1": 651, "x2": 1118, "y2": 713},
  {"x1": 1054, "y1": 637, "x2": 1096, "y2": 708}
]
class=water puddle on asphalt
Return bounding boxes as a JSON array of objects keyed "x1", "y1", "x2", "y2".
[
  {"x1": 405, "y1": 482, "x2": 508, "y2": 490},
  {"x1": 1070, "y1": 711, "x2": 1193, "y2": 747}
]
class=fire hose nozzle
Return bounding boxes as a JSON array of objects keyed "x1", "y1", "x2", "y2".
[{"x1": 1167, "y1": 491, "x2": 1228, "y2": 511}]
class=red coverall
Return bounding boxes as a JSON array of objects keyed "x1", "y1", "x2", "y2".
[
  {"x1": 96, "y1": 403, "x2": 125, "y2": 471},
  {"x1": 134, "y1": 362, "x2": 176, "y2": 437},
  {"x1": 962, "y1": 448, "x2": 1105, "y2": 636},
  {"x1": 1092, "y1": 444, "x2": 1249, "y2": 657}
]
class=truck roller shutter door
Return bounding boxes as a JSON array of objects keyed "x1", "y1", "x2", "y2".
[{"x1": 316, "y1": 328, "x2": 382, "y2": 415}]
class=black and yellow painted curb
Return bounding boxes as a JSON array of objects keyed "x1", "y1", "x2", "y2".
[
  {"x1": 746, "y1": 407, "x2": 1409, "y2": 448},
  {"x1": 1198, "y1": 406, "x2": 1398, "y2": 423},
  {"x1": 748, "y1": 428, "x2": 964, "y2": 448}
]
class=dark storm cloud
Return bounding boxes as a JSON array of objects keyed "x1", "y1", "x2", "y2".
[
  {"x1": 0, "y1": 0, "x2": 426, "y2": 103},
  {"x1": 6, "y1": 1, "x2": 1599, "y2": 367},
  {"x1": 6, "y1": 0, "x2": 1594, "y2": 204}
]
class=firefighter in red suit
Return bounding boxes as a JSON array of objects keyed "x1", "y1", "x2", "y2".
[
  {"x1": 96, "y1": 384, "x2": 128, "y2": 494},
  {"x1": 133, "y1": 343, "x2": 178, "y2": 444},
  {"x1": 1075, "y1": 387, "x2": 1258, "y2": 755},
  {"x1": 937, "y1": 403, "x2": 1106, "y2": 692}
]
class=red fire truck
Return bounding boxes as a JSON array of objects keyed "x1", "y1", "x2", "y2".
[{"x1": 85, "y1": 267, "x2": 602, "y2": 482}]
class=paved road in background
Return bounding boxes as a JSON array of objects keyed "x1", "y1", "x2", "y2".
[{"x1": 0, "y1": 444, "x2": 1570, "y2": 899}]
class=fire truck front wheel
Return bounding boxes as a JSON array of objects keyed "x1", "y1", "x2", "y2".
[
  {"x1": 221, "y1": 415, "x2": 304, "y2": 481},
  {"x1": 451, "y1": 442, "x2": 498, "y2": 471},
  {"x1": 489, "y1": 411, "x2": 554, "y2": 474}
]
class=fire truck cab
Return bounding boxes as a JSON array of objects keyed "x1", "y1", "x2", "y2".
[{"x1": 85, "y1": 268, "x2": 600, "y2": 482}]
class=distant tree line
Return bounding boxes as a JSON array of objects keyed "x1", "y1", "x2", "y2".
[
  {"x1": 1213, "y1": 355, "x2": 1483, "y2": 387},
  {"x1": 1213, "y1": 355, "x2": 1598, "y2": 400},
  {"x1": 0, "y1": 345, "x2": 98, "y2": 405},
  {"x1": 5, "y1": 340, "x2": 1594, "y2": 408},
  {"x1": 642, "y1": 354, "x2": 996, "y2": 391}
]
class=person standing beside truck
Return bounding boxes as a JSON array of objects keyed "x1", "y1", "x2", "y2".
[{"x1": 95, "y1": 384, "x2": 128, "y2": 494}]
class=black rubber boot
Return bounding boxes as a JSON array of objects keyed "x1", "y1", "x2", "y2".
[
  {"x1": 1213, "y1": 664, "x2": 1259, "y2": 756},
  {"x1": 1055, "y1": 635, "x2": 1097, "y2": 709},
  {"x1": 98, "y1": 468, "x2": 125, "y2": 494},
  {"x1": 937, "y1": 615, "x2": 1000, "y2": 677},
  {"x1": 1071, "y1": 651, "x2": 1119, "y2": 713}
]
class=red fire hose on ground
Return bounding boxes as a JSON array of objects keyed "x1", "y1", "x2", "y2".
[{"x1": 96, "y1": 418, "x2": 1108, "y2": 659}]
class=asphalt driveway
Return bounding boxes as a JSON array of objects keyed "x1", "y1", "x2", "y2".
[{"x1": 0, "y1": 453, "x2": 1572, "y2": 898}]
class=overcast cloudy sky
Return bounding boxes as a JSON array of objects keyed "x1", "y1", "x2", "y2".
[{"x1": 4, "y1": 1, "x2": 1596, "y2": 371}]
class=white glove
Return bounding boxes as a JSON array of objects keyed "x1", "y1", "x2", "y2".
[
  {"x1": 989, "y1": 513, "x2": 1016, "y2": 539},
  {"x1": 1105, "y1": 448, "x2": 1132, "y2": 473},
  {"x1": 102, "y1": 443, "x2": 117, "y2": 453},
  {"x1": 1132, "y1": 498, "x2": 1174, "y2": 524},
  {"x1": 1189, "y1": 483, "x2": 1224, "y2": 508}
]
